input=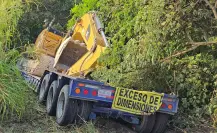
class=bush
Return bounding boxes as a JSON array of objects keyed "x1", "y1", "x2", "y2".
[{"x1": 12, "y1": 0, "x2": 77, "y2": 48}]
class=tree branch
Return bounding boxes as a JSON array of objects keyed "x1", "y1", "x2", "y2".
[
  {"x1": 204, "y1": 0, "x2": 217, "y2": 20},
  {"x1": 215, "y1": 1, "x2": 217, "y2": 8},
  {"x1": 187, "y1": 41, "x2": 217, "y2": 46},
  {"x1": 161, "y1": 41, "x2": 217, "y2": 62}
]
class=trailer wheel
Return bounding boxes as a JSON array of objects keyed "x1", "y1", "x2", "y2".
[
  {"x1": 46, "y1": 80, "x2": 59, "y2": 116},
  {"x1": 75, "y1": 100, "x2": 92, "y2": 124},
  {"x1": 36, "y1": 82, "x2": 40, "y2": 94},
  {"x1": 56, "y1": 85, "x2": 77, "y2": 126},
  {"x1": 38, "y1": 74, "x2": 50, "y2": 103},
  {"x1": 133, "y1": 114, "x2": 156, "y2": 133},
  {"x1": 151, "y1": 113, "x2": 170, "y2": 133}
]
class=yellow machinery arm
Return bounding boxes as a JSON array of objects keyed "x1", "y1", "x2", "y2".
[
  {"x1": 52, "y1": 12, "x2": 109, "y2": 77},
  {"x1": 21, "y1": 12, "x2": 108, "y2": 77}
]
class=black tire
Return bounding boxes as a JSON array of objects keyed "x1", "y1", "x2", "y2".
[
  {"x1": 46, "y1": 80, "x2": 60, "y2": 116},
  {"x1": 133, "y1": 114, "x2": 156, "y2": 133},
  {"x1": 38, "y1": 74, "x2": 50, "y2": 103},
  {"x1": 75, "y1": 100, "x2": 92, "y2": 124},
  {"x1": 151, "y1": 113, "x2": 170, "y2": 133},
  {"x1": 56, "y1": 85, "x2": 78, "y2": 126}
]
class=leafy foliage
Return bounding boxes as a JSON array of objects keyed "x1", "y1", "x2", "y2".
[
  {"x1": 12, "y1": 0, "x2": 77, "y2": 48},
  {"x1": 0, "y1": 0, "x2": 24, "y2": 49},
  {"x1": 67, "y1": 0, "x2": 97, "y2": 27},
  {"x1": 68, "y1": 0, "x2": 217, "y2": 127}
]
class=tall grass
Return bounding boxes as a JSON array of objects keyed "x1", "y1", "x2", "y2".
[
  {"x1": 0, "y1": 0, "x2": 24, "y2": 49},
  {"x1": 0, "y1": 47, "x2": 29, "y2": 119},
  {"x1": 0, "y1": 0, "x2": 30, "y2": 119}
]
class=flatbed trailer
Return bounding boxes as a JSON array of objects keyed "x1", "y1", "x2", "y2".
[{"x1": 21, "y1": 70, "x2": 179, "y2": 133}]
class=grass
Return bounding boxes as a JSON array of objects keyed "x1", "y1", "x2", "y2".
[
  {"x1": 1, "y1": 90, "x2": 97, "y2": 133},
  {"x1": 0, "y1": 0, "x2": 34, "y2": 120},
  {"x1": 0, "y1": 47, "x2": 29, "y2": 120}
]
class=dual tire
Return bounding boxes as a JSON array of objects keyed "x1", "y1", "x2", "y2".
[
  {"x1": 46, "y1": 80, "x2": 60, "y2": 116},
  {"x1": 38, "y1": 74, "x2": 92, "y2": 126},
  {"x1": 134, "y1": 114, "x2": 155, "y2": 133},
  {"x1": 38, "y1": 74, "x2": 52, "y2": 103},
  {"x1": 56, "y1": 85, "x2": 78, "y2": 126},
  {"x1": 55, "y1": 85, "x2": 92, "y2": 126},
  {"x1": 39, "y1": 74, "x2": 169, "y2": 130},
  {"x1": 134, "y1": 113, "x2": 170, "y2": 133}
]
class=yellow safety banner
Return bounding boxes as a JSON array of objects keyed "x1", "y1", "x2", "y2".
[{"x1": 112, "y1": 87, "x2": 164, "y2": 115}]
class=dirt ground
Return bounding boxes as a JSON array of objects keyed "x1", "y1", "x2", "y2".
[
  {"x1": 1, "y1": 115, "x2": 216, "y2": 133},
  {"x1": 1, "y1": 116, "x2": 216, "y2": 133}
]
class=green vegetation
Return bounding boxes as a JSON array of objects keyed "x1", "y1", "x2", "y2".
[
  {"x1": 12, "y1": 0, "x2": 77, "y2": 48},
  {"x1": 0, "y1": 0, "x2": 24, "y2": 49},
  {"x1": 0, "y1": 0, "x2": 29, "y2": 120},
  {"x1": 68, "y1": 0, "x2": 217, "y2": 128},
  {"x1": 0, "y1": 48, "x2": 29, "y2": 119},
  {"x1": 1, "y1": 0, "x2": 217, "y2": 132}
]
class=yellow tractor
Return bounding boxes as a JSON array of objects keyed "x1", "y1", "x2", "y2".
[{"x1": 33, "y1": 12, "x2": 109, "y2": 77}]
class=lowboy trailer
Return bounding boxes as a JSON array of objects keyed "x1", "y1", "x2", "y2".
[{"x1": 21, "y1": 70, "x2": 178, "y2": 133}]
